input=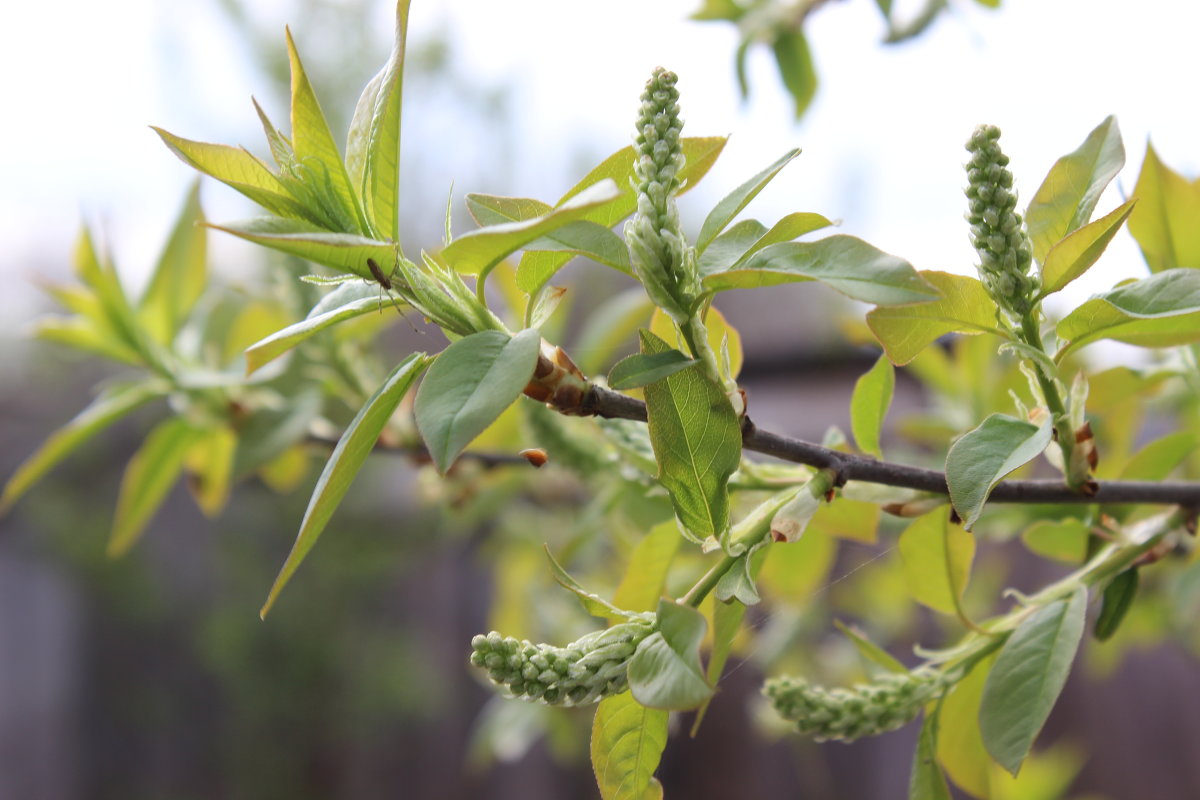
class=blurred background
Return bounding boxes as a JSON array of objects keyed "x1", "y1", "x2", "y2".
[{"x1": 2, "y1": 0, "x2": 1200, "y2": 797}]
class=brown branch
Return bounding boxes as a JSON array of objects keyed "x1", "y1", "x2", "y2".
[{"x1": 579, "y1": 385, "x2": 1200, "y2": 507}]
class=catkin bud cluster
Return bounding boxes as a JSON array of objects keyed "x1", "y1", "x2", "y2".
[
  {"x1": 469, "y1": 619, "x2": 654, "y2": 707},
  {"x1": 764, "y1": 670, "x2": 943, "y2": 742},
  {"x1": 965, "y1": 124, "x2": 1039, "y2": 319},
  {"x1": 625, "y1": 68, "x2": 698, "y2": 321}
]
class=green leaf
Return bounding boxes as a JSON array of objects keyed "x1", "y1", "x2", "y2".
[
  {"x1": 638, "y1": 330, "x2": 741, "y2": 542},
  {"x1": 440, "y1": 180, "x2": 620, "y2": 276},
  {"x1": 245, "y1": 290, "x2": 388, "y2": 374},
  {"x1": 833, "y1": 620, "x2": 908, "y2": 674},
  {"x1": 715, "y1": 551, "x2": 762, "y2": 606},
  {"x1": 628, "y1": 599, "x2": 713, "y2": 710},
  {"x1": 612, "y1": 521, "x2": 682, "y2": 614},
  {"x1": 980, "y1": 586, "x2": 1087, "y2": 776},
  {"x1": 866, "y1": 271, "x2": 1001, "y2": 365},
  {"x1": 697, "y1": 212, "x2": 833, "y2": 276},
  {"x1": 232, "y1": 389, "x2": 323, "y2": 479},
  {"x1": 1040, "y1": 199, "x2": 1136, "y2": 295},
  {"x1": 139, "y1": 181, "x2": 207, "y2": 345},
  {"x1": 71, "y1": 228, "x2": 152, "y2": 365},
  {"x1": 1026, "y1": 116, "x2": 1125, "y2": 265},
  {"x1": 897, "y1": 510, "x2": 974, "y2": 616},
  {"x1": 696, "y1": 149, "x2": 801, "y2": 253},
  {"x1": 1120, "y1": 431, "x2": 1197, "y2": 481},
  {"x1": 1021, "y1": 518, "x2": 1089, "y2": 563},
  {"x1": 850, "y1": 354, "x2": 894, "y2": 457},
  {"x1": 109, "y1": 417, "x2": 207, "y2": 557},
  {"x1": 1055, "y1": 268, "x2": 1200, "y2": 357},
  {"x1": 945, "y1": 413, "x2": 1053, "y2": 530},
  {"x1": 609, "y1": 350, "x2": 698, "y2": 390},
  {"x1": 937, "y1": 654, "x2": 995, "y2": 798},
  {"x1": 1128, "y1": 141, "x2": 1200, "y2": 272},
  {"x1": 909, "y1": 712, "x2": 953, "y2": 800},
  {"x1": 344, "y1": 0, "x2": 409, "y2": 242},
  {"x1": 209, "y1": 217, "x2": 392, "y2": 279},
  {"x1": 772, "y1": 29, "x2": 818, "y2": 119},
  {"x1": 260, "y1": 354, "x2": 429, "y2": 617},
  {"x1": 1, "y1": 380, "x2": 165, "y2": 514},
  {"x1": 1094, "y1": 568, "x2": 1138, "y2": 642},
  {"x1": 515, "y1": 136, "x2": 728, "y2": 295},
  {"x1": 415, "y1": 329, "x2": 541, "y2": 473},
  {"x1": 284, "y1": 27, "x2": 365, "y2": 234},
  {"x1": 184, "y1": 424, "x2": 238, "y2": 517},
  {"x1": 545, "y1": 545, "x2": 638, "y2": 621},
  {"x1": 466, "y1": 194, "x2": 551, "y2": 225},
  {"x1": 591, "y1": 692, "x2": 669, "y2": 800},
  {"x1": 703, "y1": 235, "x2": 937, "y2": 305}
]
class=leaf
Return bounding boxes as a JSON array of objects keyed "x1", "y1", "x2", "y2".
[
  {"x1": 574, "y1": 289, "x2": 655, "y2": 376},
  {"x1": 1094, "y1": 569, "x2": 1139, "y2": 642},
  {"x1": 1, "y1": 380, "x2": 164, "y2": 514},
  {"x1": 609, "y1": 350, "x2": 698, "y2": 390},
  {"x1": 866, "y1": 272, "x2": 1001, "y2": 364},
  {"x1": 715, "y1": 551, "x2": 761, "y2": 606},
  {"x1": 441, "y1": 180, "x2": 621, "y2": 276},
  {"x1": 245, "y1": 294, "x2": 387, "y2": 374},
  {"x1": 628, "y1": 599, "x2": 713, "y2": 710},
  {"x1": 612, "y1": 521, "x2": 682, "y2": 614},
  {"x1": 140, "y1": 181, "x2": 207, "y2": 345},
  {"x1": 109, "y1": 417, "x2": 207, "y2": 557},
  {"x1": 1021, "y1": 518, "x2": 1089, "y2": 563},
  {"x1": 945, "y1": 414, "x2": 1053, "y2": 530},
  {"x1": 545, "y1": 546, "x2": 636, "y2": 621},
  {"x1": 833, "y1": 620, "x2": 907, "y2": 674},
  {"x1": 71, "y1": 229, "x2": 151, "y2": 364},
  {"x1": 649, "y1": 306, "x2": 744, "y2": 380},
  {"x1": 260, "y1": 354, "x2": 429, "y2": 617},
  {"x1": 1026, "y1": 116, "x2": 1125, "y2": 266},
  {"x1": 515, "y1": 136, "x2": 728, "y2": 294},
  {"x1": 703, "y1": 235, "x2": 937, "y2": 305},
  {"x1": 233, "y1": 389, "x2": 323, "y2": 480},
  {"x1": 980, "y1": 587, "x2": 1087, "y2": 775},
  {"x1": 909, "y1": 712, "x2": 953, "y2": 800},
  {"x1": 772, "y1": 29, "x2": 818, "y2": 119},
  {"x1": 850, "y1": 354, "x2": 894, "y2": 457},
  {"x1": 591, "y1": 692, "x2": 669, "y2": 800},
  {"x1": 466, "y1": 194, "x2": 551, "y2": 226},
  {"x1": 696, "y1": 149, "x2": 800, "y2": 253},
  {"x1": 209, "y1": 217, "x2": 392, "y2": 279},
  {"x1": 758, "y1": 528, "x2": 836, "y2": 600},
  {"x1": 1055, "y1": 268, "x2": 1200, "y2": 357},
  {"x1": 937, "y1": 654, "x2": 995, "y2": 799},
  {"x1": 1128, "y1": 141, "x2": 1200, "y2": 272},
  {"x1": 897, "y1": 510, "x2": 974, "y2": 616},
  {"x1": 638, "y1": 330, "x2": 741, "y2": 541},
  {"x1": 344, "y1": 0, "x2": 409, "y2": 242},
  {"x1": 1039, "y1": 199, "x2": 1136, "y2": 295},
  {"x1": 183, "y1": 424, "x2": 238, "y2": 517},
  {"x1": 415, "y1": 329, "x2": 541, "y2": 473}
]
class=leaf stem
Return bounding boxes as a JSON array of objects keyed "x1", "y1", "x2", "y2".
[{"x1": 1018, "y1": 313, "x2": 1080, "y2": 487}]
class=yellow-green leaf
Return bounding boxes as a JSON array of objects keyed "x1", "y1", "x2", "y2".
[
  {"x1": 140, "y1": 181, "x2": 208, "y2": 345},
  {"x1": 209, "y1": 217, "x2": 392, "y2": 279},
  {"x1": 850, "y1": 354, "x2": 894, "y2": 457},
  {"x1": 1039, "y1": 199, "x2": 1136, "y2": 295},
  {"x1": 613, "y1": 521, "x2": 682, "y2": 614},
  {"x1": 897, "y1": 510, "x2": 974, "y2": 616},
  {"x1": 184, "y1": 424, "x2": 238, "y2": 517},
  {"x1": 866, "y1": 272, "x2": 1001, "y2": 365},
  {"x1": 1128, "y1": 141, "x2": 1200, "y2": 272},
  {"x1": 936, "y1": 654, "x2": 995, "y2": 799},
  {"x1": 591, "y1": 692, "x2": 668, "y2": 800}
]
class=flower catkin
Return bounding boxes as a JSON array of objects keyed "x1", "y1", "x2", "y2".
[
  {"x1": 469, "y1": 618, "x2": 654, "y2": 707},
  {"x1": 764, "y1": 671, "x2": 943, "y2": 742},
  {"x1": 964, "y1": 124, "x2": 1039, "y2": 319},
  {"x1": 625, "y1": 68, "x2": 698, "y2": 322}
]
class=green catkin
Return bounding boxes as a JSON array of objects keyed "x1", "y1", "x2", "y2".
[
  {"x1": 469, "y1": 618, "x2": 655, "y2": 707},
  {"x1": 625, "y1": 68, "x2": 698, "y2": 322},
  {"x1": 964, "y1": 125, "x2": 1039, "y2": 320},
  {"x1": 764, "y1": 670, "x2": 944, "y2": 742}
]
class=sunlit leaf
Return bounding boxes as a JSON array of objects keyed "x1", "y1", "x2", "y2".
[
  {"x1": 140, "y1": 181, "x2": 207, "y2": 345},
  {"x1": 936, "y1": 654, "x2": 995, "y2": 798},
  {"x1": 1128, "y1": 141, "x2": 1200, "y2": 272},
  {"x1": 245, "y1": 292, "x2": 389, "y2": 374},
  {"x1": 850, "y1": 354, "x2": 894, "y2": 457},
  {"x1": 591, "y1": 692, "x2": 668, "y2": 800},
  {"x1": 772, "y1": 29, "x2": 817, "y2": 119},
  {"x1": 209, "y1": 217, "x2": 392, "y2": 279},
  {"x1": 945, "y1": 413, "x2": 1053, "y2": 530},
  {"x1": 184, "y1": 424, "x2": 238, "y2": 517},
  {"x1": 897, "y1": 510, "x2": 974, "y2": 616},
  {"x1": 696, "y1": 149, "x2": 800, "y2": 253},
  {"x1": 1039, "y1": 199, "x2": 1136, "y2": 295},
  {"x1": 628, "y1": 599, "x2": 713, "y2": 710},
  {"x1": 613, "y1": 521, "x2": 682, "y2": 614},
  {"x1": 467, "y1": 194, "x2": 631, "y2": 274},
  {"x1": 866, "y1": 272, "x2": 1000, "y2": 365},
  {"x1": 834, "y1": 619, "x2": 907, "y2": 674},
  {"x1": 609, "y1": 350, "x2": 698, "y2": 390},
  {"x1": 1021, "y1": 518, "x2": 1089, "y2": 563},
  {"x1": 1056, "y1": 268, "x2": 1200, "y2": 357}
]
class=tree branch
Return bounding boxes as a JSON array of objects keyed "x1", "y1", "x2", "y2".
[{"x1": 579, "y1": 385, "x2": 1200, "y2": 507}]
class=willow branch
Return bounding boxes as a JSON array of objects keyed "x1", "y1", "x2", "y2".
[{"x1": 579, "y1": 385, "x2": 1200, "y2": 507}]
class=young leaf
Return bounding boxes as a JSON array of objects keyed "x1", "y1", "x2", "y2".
[
  {"x1": 696, "y1": 149, "x2": 801, "y2": 253},
  {"x1": 909, "y1": 712, "x2": 953, "y2": 800},
  {"x1": 545, "y1": 545, "x2": 638, "y2": 621},
  {"x1": 245, "y1": 293, "x2": 390, "y2": 374},
  {"x1": 833, "y1": 620, "x2": 908, "y2": 674},
  {"x1": 648, "y1": 306, "x2": 744, "y2": 380},
  {"x1": 628, "y1": 599, "x2": 713, "y2": 710},
  {"x1": 184, "y1": 424, "x2": 238, "y2": 517},
  {"x1": 945, "y1": 414, "x2": 1053, "y2": 530},
  {"x1": 260, "y1": 353, "x2": 429, "y2": 617},
  {"x1": 140, "y1": 181, "x2": 207, "y2": 345},
  {"x1": 608, "y1": 350, "x2": 698, "y2": 390},
  {"x1": 1026, "y1": 116, "x2": 1125, "y2": 265},
  {"x1": 1039, "y1": 199, "x2": 1136, "y2": 295},
  {"x1": 715, "y1": 551, "x2": 761, "y2": 606},
  {"x1": 591, "y1": 692, "x2": 668, "y2": 800},
  {"x1": 1055, "y1": 268, "x2": 1200, "y2": 357},
  {"x1": 466, "y1": 195, "x2": 631, "y2": 275},
  {"x1": 638, "y1": 330, "x2": 741, "y2": 542},
  {"x1": 772, "y1": 29, "x2": 817, "y2": 119},
  {"x1": 703, "y1": 235, "x2": 937, "y2": 305},
  {"x1": 344, "y1": 0, "x2": 409, "y2": 242},
  {"x1": 208, "y1": 217, "x2": 393, "y2": 279},
  {"x1": 980, "y1": 587, "x2": 1087, "y2": 775},
  {"x1": 937, "y1": 654, "x2": 995, "y2": 799},
  {"x1": 850, "y1": 354, "x2": 894, "y2": 457},
  {"x1": 1, "y1": 380, "x2": 165, "y2": 514},
  {"x1": 1128, "y1": 141, "x2": 1200, "y2": 273},
  {"x1": 612, "y1": 521, "x2": 682, "y2": 614},
  {"x1": 897, "y1": 510, "x2": 974, "y2": 616},
  {"x1": 109, "y1": 417, "x2": 207, "y2": 557},
  {"x1": 866, "y1": 271, "x2": 1001, "y2": 365},
  {"x1": 1094, "y1": 568, "x2": 1139, "y2": 642},
  {"x1": 1020, "y1": 518, "x2": 1090, "y2": 563},
  {"x1": 415, "y1": 329, "x2": 541, "y2": 473}
]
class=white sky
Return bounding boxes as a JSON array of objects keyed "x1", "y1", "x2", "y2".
[{"x1": 2, "y1": 0, "x2": 1198, "y2": 354}]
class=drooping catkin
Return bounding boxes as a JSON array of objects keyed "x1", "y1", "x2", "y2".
[{"x1": 764, "y1": 670, "x2": 943, "y2": 742}]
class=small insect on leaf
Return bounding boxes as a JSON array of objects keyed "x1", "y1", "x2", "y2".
[
  {"x1": 366, "y1": 257, "x2": 392, "y2": 290},
  {"x1": 519, "y1": 448, "x2": 549, "y2": 468}
]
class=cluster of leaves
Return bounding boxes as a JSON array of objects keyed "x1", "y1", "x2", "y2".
[{"x1": 6, "y1": 2, "x2": 1200, "y2": 799}]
